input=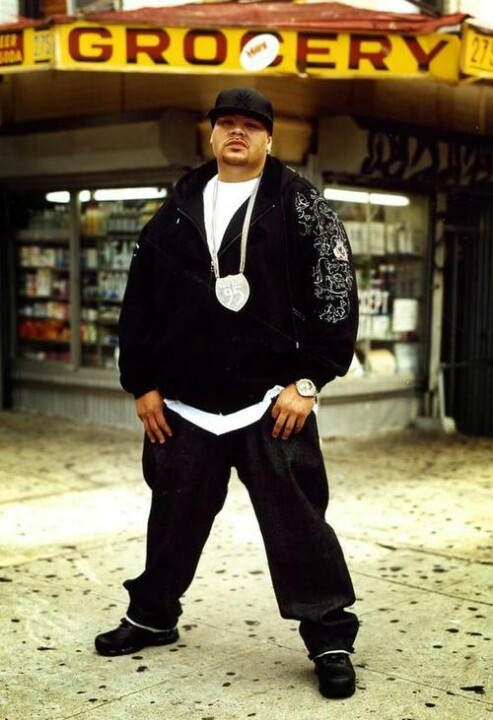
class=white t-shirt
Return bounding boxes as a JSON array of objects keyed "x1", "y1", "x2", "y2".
[
  {"x1": 203, "y1": 175, "x2": 258, "y2": 255},
  {"x1": 166, "y1": 175, "x2": 282, "y2": 435}
]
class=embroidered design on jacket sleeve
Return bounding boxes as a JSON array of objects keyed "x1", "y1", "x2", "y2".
[{"x1": 295, "y1": 189, "x2": 353, "y2": 324}]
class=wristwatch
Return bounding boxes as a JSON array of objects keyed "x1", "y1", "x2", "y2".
[{"x1": 295, "y1": 378, "x2": 318, "y2": 397}]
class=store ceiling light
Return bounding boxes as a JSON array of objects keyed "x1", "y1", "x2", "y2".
[
  {"x1": 324, "y1": 189, "x2": 369, "y2": 204},
  {"x1": 46, "y1": 191, "x2": 71, "y2": 204},
  {"x1": 46, "y1": 188, "x2": 167, "y2": 203},
  {"x1": 93, "y1": 188, "x2": 167, "y2": 202},
  {"x1": 324, "y1": 188, "x2": 410, "y2": 207},
  {"x1": 369, "y1": 193, "x2": 410, "y2": 207}
]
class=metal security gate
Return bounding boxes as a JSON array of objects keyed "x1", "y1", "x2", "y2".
[{"x1": 442, "y1": 191, "x2": 493, "y2": 436}]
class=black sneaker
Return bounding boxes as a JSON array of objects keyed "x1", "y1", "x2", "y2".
[
  {"x1": 314, "y1": 652, "x2": 356, "y2": 699},
  {"x1": 95, "y1": 618, "x2": 179, "y2": 657}
]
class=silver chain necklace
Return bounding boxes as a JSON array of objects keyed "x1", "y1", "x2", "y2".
[{"x1": 210, "y1": 174, "x2": 261, "y2": 312}]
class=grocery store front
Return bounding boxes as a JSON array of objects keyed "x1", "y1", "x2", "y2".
[
  {"x1": 316, "y1": 116, "x2": 493, "y2": 436},
  {"x1": 1, "y1": 4, "x2": 492, "y2": 436},
  {"x1": 0, "y1": 124, "x2": 193, "y2": 426}
]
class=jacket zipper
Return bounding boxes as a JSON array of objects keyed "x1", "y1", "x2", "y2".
[
  {"x1": 218, "y1": 202, "x2": 277, "y2": 257},
  {"x1": 178, "y1": 201, "x2": 278, "y2": 283},
  {"x1": 176, "y1": 207, "x2": 215, "y2": 288}
]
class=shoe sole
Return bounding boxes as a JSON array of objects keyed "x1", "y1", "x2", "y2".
[
  {"x1": 95, "y1": 629, "x2": 179, "y2": 657},
  {"x1": 319, "y1": 682, "x2": 356, "y2": 699}
]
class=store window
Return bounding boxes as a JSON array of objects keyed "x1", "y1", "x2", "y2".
[
  {"x1": 325, "y1": 186, "x2": 428, "y2": 379},
  {"x1": 15, "y1": 193, "x2": 72, "y2": 363},
  {"x1": 14, "y1": 187, "x2": 168, "y2": 369},
  {"x1": 79, "y1": 188, "x2": 165, "y2": 369}
]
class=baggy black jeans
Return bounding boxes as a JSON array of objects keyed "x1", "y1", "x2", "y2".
[{"x1": 124, "y1": 405, "x2": 359, "y2": 657}]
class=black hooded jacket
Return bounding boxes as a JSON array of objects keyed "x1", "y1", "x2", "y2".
[{"x1": 118, "y1": 156, "x2": 358, "y2": 413}]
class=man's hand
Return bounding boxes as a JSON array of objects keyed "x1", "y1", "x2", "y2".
[
  {"x1": 135, "y1": 390, "x2": 173, "y2": 444},
  {"x1": 271, "y1": 384, "x2": 316, "y2": 440}
]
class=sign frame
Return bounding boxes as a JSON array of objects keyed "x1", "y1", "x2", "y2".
[
  {"x1": 0, "y1": 20, "x2": 464, "y2": 83},
  {"x1": 460, "y1": 23, "x2": 493, "y2": 79},
  {"x1": 0, "y1": 26, "x2": 54, "y2": 72}
]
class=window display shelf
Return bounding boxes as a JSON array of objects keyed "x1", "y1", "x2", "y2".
[
  {"x1": 19, "y1": 337, "x2": 70, "y2": 344},
  {"x1": 81, "y1": 235, "x2": 133, "y2": 369},
  {"x1": 14, "y1": 201, "x2": 72, "y2": 364},
  {"x1": 325, "y1": 186, "x2": 428, "y2": 378},
  {"x1": 16, "y1": 229, "x2": 69, "y2": 243},
  {"x1": 18, "y1": 319, "x2": 71, "y2": 342},
  {"x1": 19, "y1": 293, "x2": 70, "y2": 300},
  {"x1": 78, "y1": 197, "x2": 163, "y2": 369},
  {"x1": 20, "y1": 351, "x2": 72, "y2": 362},
  {"x1": 18, "y1": 244, "x2": 69, "y2": 268},
  {"x1": 19, "y1": 302, "x2": 69, "y2": 318},
  {"x1": 11, "y1": 188, "x2": 169, "y2": 370}
]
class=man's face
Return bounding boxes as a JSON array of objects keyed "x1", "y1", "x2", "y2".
[{"x1": 210, "y1": 114, "x2": 272, "y2": 177}]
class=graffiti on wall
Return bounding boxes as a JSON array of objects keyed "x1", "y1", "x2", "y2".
[{"x1": 360, "y1": 130, "x2": 493, "y2": 187}]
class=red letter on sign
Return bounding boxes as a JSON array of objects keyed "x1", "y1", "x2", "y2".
[
  {"x1": 297, "y1": 33, "x2": 337, "y2": 71},
  {"x1": 126, "y1": 28, "x2": 170, "y2": 64},
  {"x1": 349, "y1": 35, "x2": 391, "y2": 71},
  {"x1": 184, "y1": 30, "x2": 226, "y2": 66},
  {"x1": 402, "y1": 36, "x2": 449, "y2": 71},
  {"x1": 68, "y1": 28, "x2": 112, "y2": 63}
]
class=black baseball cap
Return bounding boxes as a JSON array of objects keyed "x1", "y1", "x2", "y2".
[{"x1": 208, "y1": 87, "x2": 274, "y2": 134}]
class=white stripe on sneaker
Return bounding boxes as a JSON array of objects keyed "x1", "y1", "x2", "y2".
[
  {"x1": 125, "y1": 616, "x2": 175, "y2": 634},
  {"x1": 314, "y1": 649, "x2": 350, "y2": 659}
]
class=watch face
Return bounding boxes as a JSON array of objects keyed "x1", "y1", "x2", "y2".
[{"x1": 296, "y1": 379, "x2": 317, "y2": 397}]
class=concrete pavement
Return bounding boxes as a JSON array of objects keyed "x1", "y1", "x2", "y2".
[{"x1": 0, "y1": 410, "x2": 491, "y2": 719}]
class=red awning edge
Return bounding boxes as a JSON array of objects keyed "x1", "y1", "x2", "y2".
[{"x1": 1, "y1": 2, "x2": 469, "y2": 35}]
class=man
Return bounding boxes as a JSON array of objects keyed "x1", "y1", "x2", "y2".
[{"x1": 95, "y1": 87, "x2": 359, "y2": 700}]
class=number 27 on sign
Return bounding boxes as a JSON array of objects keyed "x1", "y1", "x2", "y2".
[{"x1": 465, "y1": 29, "x2": 493, "y2": 73}]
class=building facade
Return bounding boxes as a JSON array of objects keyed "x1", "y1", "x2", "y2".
[{"x1": 1, "y1": 1, "x2": 492, "y2": 436}]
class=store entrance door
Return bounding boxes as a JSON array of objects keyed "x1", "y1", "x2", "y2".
[{"x1": 442, "y1": 192, "x2": 493, "y2": 436}]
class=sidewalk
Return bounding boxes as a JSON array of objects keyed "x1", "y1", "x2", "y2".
[{"x1": 0, "y1": 410, "x2": 491, "y2": 720}]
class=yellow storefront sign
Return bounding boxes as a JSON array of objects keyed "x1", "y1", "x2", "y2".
[
  {"x1": 0, "y1": 27, "x2": 54, "y2": 71},
  {"x1": 0, "y1": 22, "x2": 462, "y2": 82},
  {"x1": 461, "y1": 23, "x2": 493, "y2": 79},
  {"x1": 55, "y1": 23, "x2": 460, "y2": 82}
]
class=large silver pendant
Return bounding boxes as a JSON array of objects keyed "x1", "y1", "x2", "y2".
[{"x1": 215, "y1": 273, "x2": 250, "y2": 312}]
